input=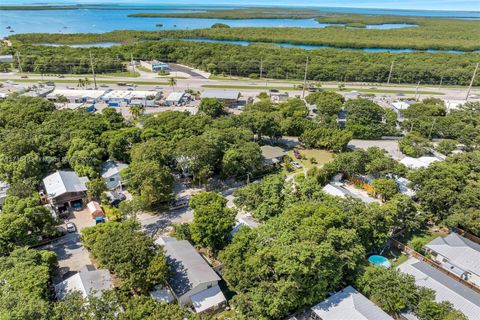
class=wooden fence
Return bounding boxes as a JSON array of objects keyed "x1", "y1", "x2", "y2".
[{"x1": 450, "y1": 226, "x2": 480, "y2": 245}]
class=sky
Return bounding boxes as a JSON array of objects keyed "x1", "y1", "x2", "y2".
[{"x1": 7, "y1": 1, "x2": 480, "y2": 11}]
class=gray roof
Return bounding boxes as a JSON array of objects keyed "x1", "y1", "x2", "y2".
[
  {"x1": 43, "y1": 170, "x2": 89, "y2": 198},
  {"x1": 55, "y1": 265, "x2": 112, "y2": 299},
  {"x1": 425, "y1": 233, "x2": 480, "y2": 276},
  {"x1": 311, "y1": 286, "x2": 393, "y2": 320},
  {"x1": 202, "y1": 89, "x2": 240, "y2": 101},
  {"x1": 163, "y1": 239, "x2": 220, "y2": 297},
  {"x1": 260, "y1": 145, "x2": 286, "y2": 162},
  {"x1": 101, "y1": 160, "x2": 128, "y2": 179},
  {"x1": 398, "y1": 257, "x2": 480, "y2": 320}
]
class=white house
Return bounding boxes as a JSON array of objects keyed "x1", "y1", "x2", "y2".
[
  {"x1": 55, "y1": 265, "x2": 112, "y2": 300},
  {"x1": 165, "y1": 92, "x2": 186, "y2": 106},
  {"x1": 425, "y1": 233, "x2": 480, "y2": 287},
  {"x1": 398, "y1": 257, "x2": 480, "y2": 320},
  {"x1": 310, "y1": 286, "x2": 393, "y2": 320},
  {"x1": 101, "y1": 160, "x2": 128, "y2": 190},
  {"x1": 100, "y1": 90, "x2": 161, "y2": 107},
  {"x1": 46, "y1": 89, "x2": 106, "y2": 103},
  {"x1": 400, "y1": 156, "x2": 439, "y2": 169},
  {"x1": 157, "y1": 237, "x2": 226, "y2": 313}
]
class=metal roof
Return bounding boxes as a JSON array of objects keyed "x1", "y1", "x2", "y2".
[
  {"x1": 166, "y1": 92, "x2": 185, "y2": 102},
  {"x1": 311, "y1": 286, "x2": 393, "y2": 320},
  {"x1": 101, "y1": 160, "x2": 128, "y2": 179},
  {"x1": 163, "y1": 239, "x2": 220, "y2": 297},
  {"x1": 426, "y1": 233, "x2": 480, "y2": 277},
  {"x1": 43, "y1": 170, "x2": 89, "y2": 199},
  {"x1": 190, "y1": 284, "x2": 226, "y2": 313},
  {"x1": 398, "y1": 257, "x2": 480, "y2": 320},
  {"x1": 55, "y1": 266, "x2": 112, "y2": 299},
  {"x1": 260, "y1": 145, "x2": 286, "y2": 161},
  {"x1": 201, "y1": 89, "x2": 240, "y2": 100}
]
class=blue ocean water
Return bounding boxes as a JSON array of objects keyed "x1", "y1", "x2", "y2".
[{"x1": 0, "y1": 3, "x2": 479, "y2": 38}]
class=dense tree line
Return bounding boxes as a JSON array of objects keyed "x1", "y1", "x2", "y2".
[
  {"x1": 225, "y1": 174, "x2": 422, "y2": 319},
  {"x1": 400, "y1": 100, "x2": 480, "y2": 151},
  {"x1": 5, "y1": 37, "x2": 480, "y2": 85},
  {"x1": 408, "y1": 151, "x2": 480, "y2": 236}
]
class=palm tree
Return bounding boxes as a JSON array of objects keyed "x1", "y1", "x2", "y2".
[
  {"x1": 129, "y1": 106, "x2": 144, "y2": 120},
  {"x1": 168, "y1": 77, "x2": 177, "y2": 92},
  {"x1": 77, "y1": 78, "x2": 85, "y2": 88}
]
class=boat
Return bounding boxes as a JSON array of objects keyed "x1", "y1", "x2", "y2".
[
  {"x1": 156, "y1": 24, "x2": 163, "y2": 27},
  {"x1": 9, "y1": 30, "x2": 14, "y2": 33},
  {"x1": 6, "y1": 26, "x2": 11, "y2": 29}
]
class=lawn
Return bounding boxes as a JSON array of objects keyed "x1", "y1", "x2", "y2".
[
  {"x1": 2, "y1": 79, "x2": 169, "y2": 85},
  {"x1": 287, "y1": 148, "x2": 334, "y2": 171}
]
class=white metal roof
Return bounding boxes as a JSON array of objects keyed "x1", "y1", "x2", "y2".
[
  {"x1": 101, "y1": 90, "x2": 159, "y2": 100},
  {"x1": 166, "y1": 92, "x2": 185, "y2": 102},
  {"x1": 322, "y1": 183, "x2": 347, "y2": 198},
  {"x1": 425, "y1": 233, "x2": 480, "y2": 277},
  {"x1": 398, "y1": 257, "x2": 480, "y2": 320},
  {"x1": 43, "y1": 171, "x2": 89, "y2": 199},
  {"x1": 392, "y1": 101, "x2": 411, "y2": 110},
  {"x1": 311, "y1": 286, "x2": 393, "y2": 320},
  {"x1": 201, "y1": 89, "x2": 240, "y2": 100},
  {"x1": 190, "y1": 285, "x2": 226, "y2": 313},
  {"x1": 400, "y1": 156, "x2": 439, "y2": 169},
  {"x1": 47, "y1": 89, "x2": 106, "y2": 100}
]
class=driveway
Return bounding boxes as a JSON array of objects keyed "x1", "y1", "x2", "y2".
[{"x1": 40, "y1": 232, "x2": 92, "y2": 284}]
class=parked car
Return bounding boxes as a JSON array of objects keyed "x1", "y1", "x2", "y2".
[
  {"x1": 169, "y1": 198, "x2": 189, "y2": 211},
  {"x1": 291, "y1": 161, "x2": 302, "y2": 169},
  {"x1": 66, "y1": 222, "x2": 76, "y2": 233},
  {"x1": 20, "y1": 75, "x2": 28, "y2": 79}
]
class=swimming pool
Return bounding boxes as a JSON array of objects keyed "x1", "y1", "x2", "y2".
[{"x1": 368, "y1": 255, "x2": 391, "y2": 268}]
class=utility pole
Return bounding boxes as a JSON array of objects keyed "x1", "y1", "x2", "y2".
[
  {"x1": 415, "y1": 80, "x2": 421, "y2": 101},
  {"x1": 15, "y1": 52, "x2": 22, "y2": 74},
  {"x1": 131, "y1": 53, "x2": 135, "y2": 73},
  {"x1": 387, "y1": 61, "x2": 394, "y2": 85},
  {"x1": 428, "y1": 118, "x2": 437, "y2": 140},
  {"x1": 259, "y1": 57, "x2": 263, "y2": 79},
  {"x1": 466, "y1": 62, "x2": 479, "y2": 101},
  {"x1": 89, "y1": 52, "x2": 97, "y2": 90},
  {"x1": 302, "y1": 56, "x2": 309, "y2": 98}
]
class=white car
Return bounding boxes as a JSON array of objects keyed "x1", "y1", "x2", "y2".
[
  {"x1": 66, "y1": 222, "x2": 76, "y2": 233},
  {"x1": 291, "y1": 161, "x2": 302, "y2": 169}
]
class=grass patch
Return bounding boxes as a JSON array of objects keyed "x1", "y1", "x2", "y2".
[
  {"x1": 397, "y1": 227, "x2": 449, "y2": 253},
  {"x1": 287, "y1": 148, "x2": 334, "y2": 172},
  {"x1": 2, "y1": 79, "x2": 169, "y2": 85}
]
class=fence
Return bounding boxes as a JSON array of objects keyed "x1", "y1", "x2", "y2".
[
  {"x1": 450, "y1": 226, "x2": 480, "y2": 245},
  {"x1": 391, "y1": 238, "x2": 480, "y2": 294}
]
